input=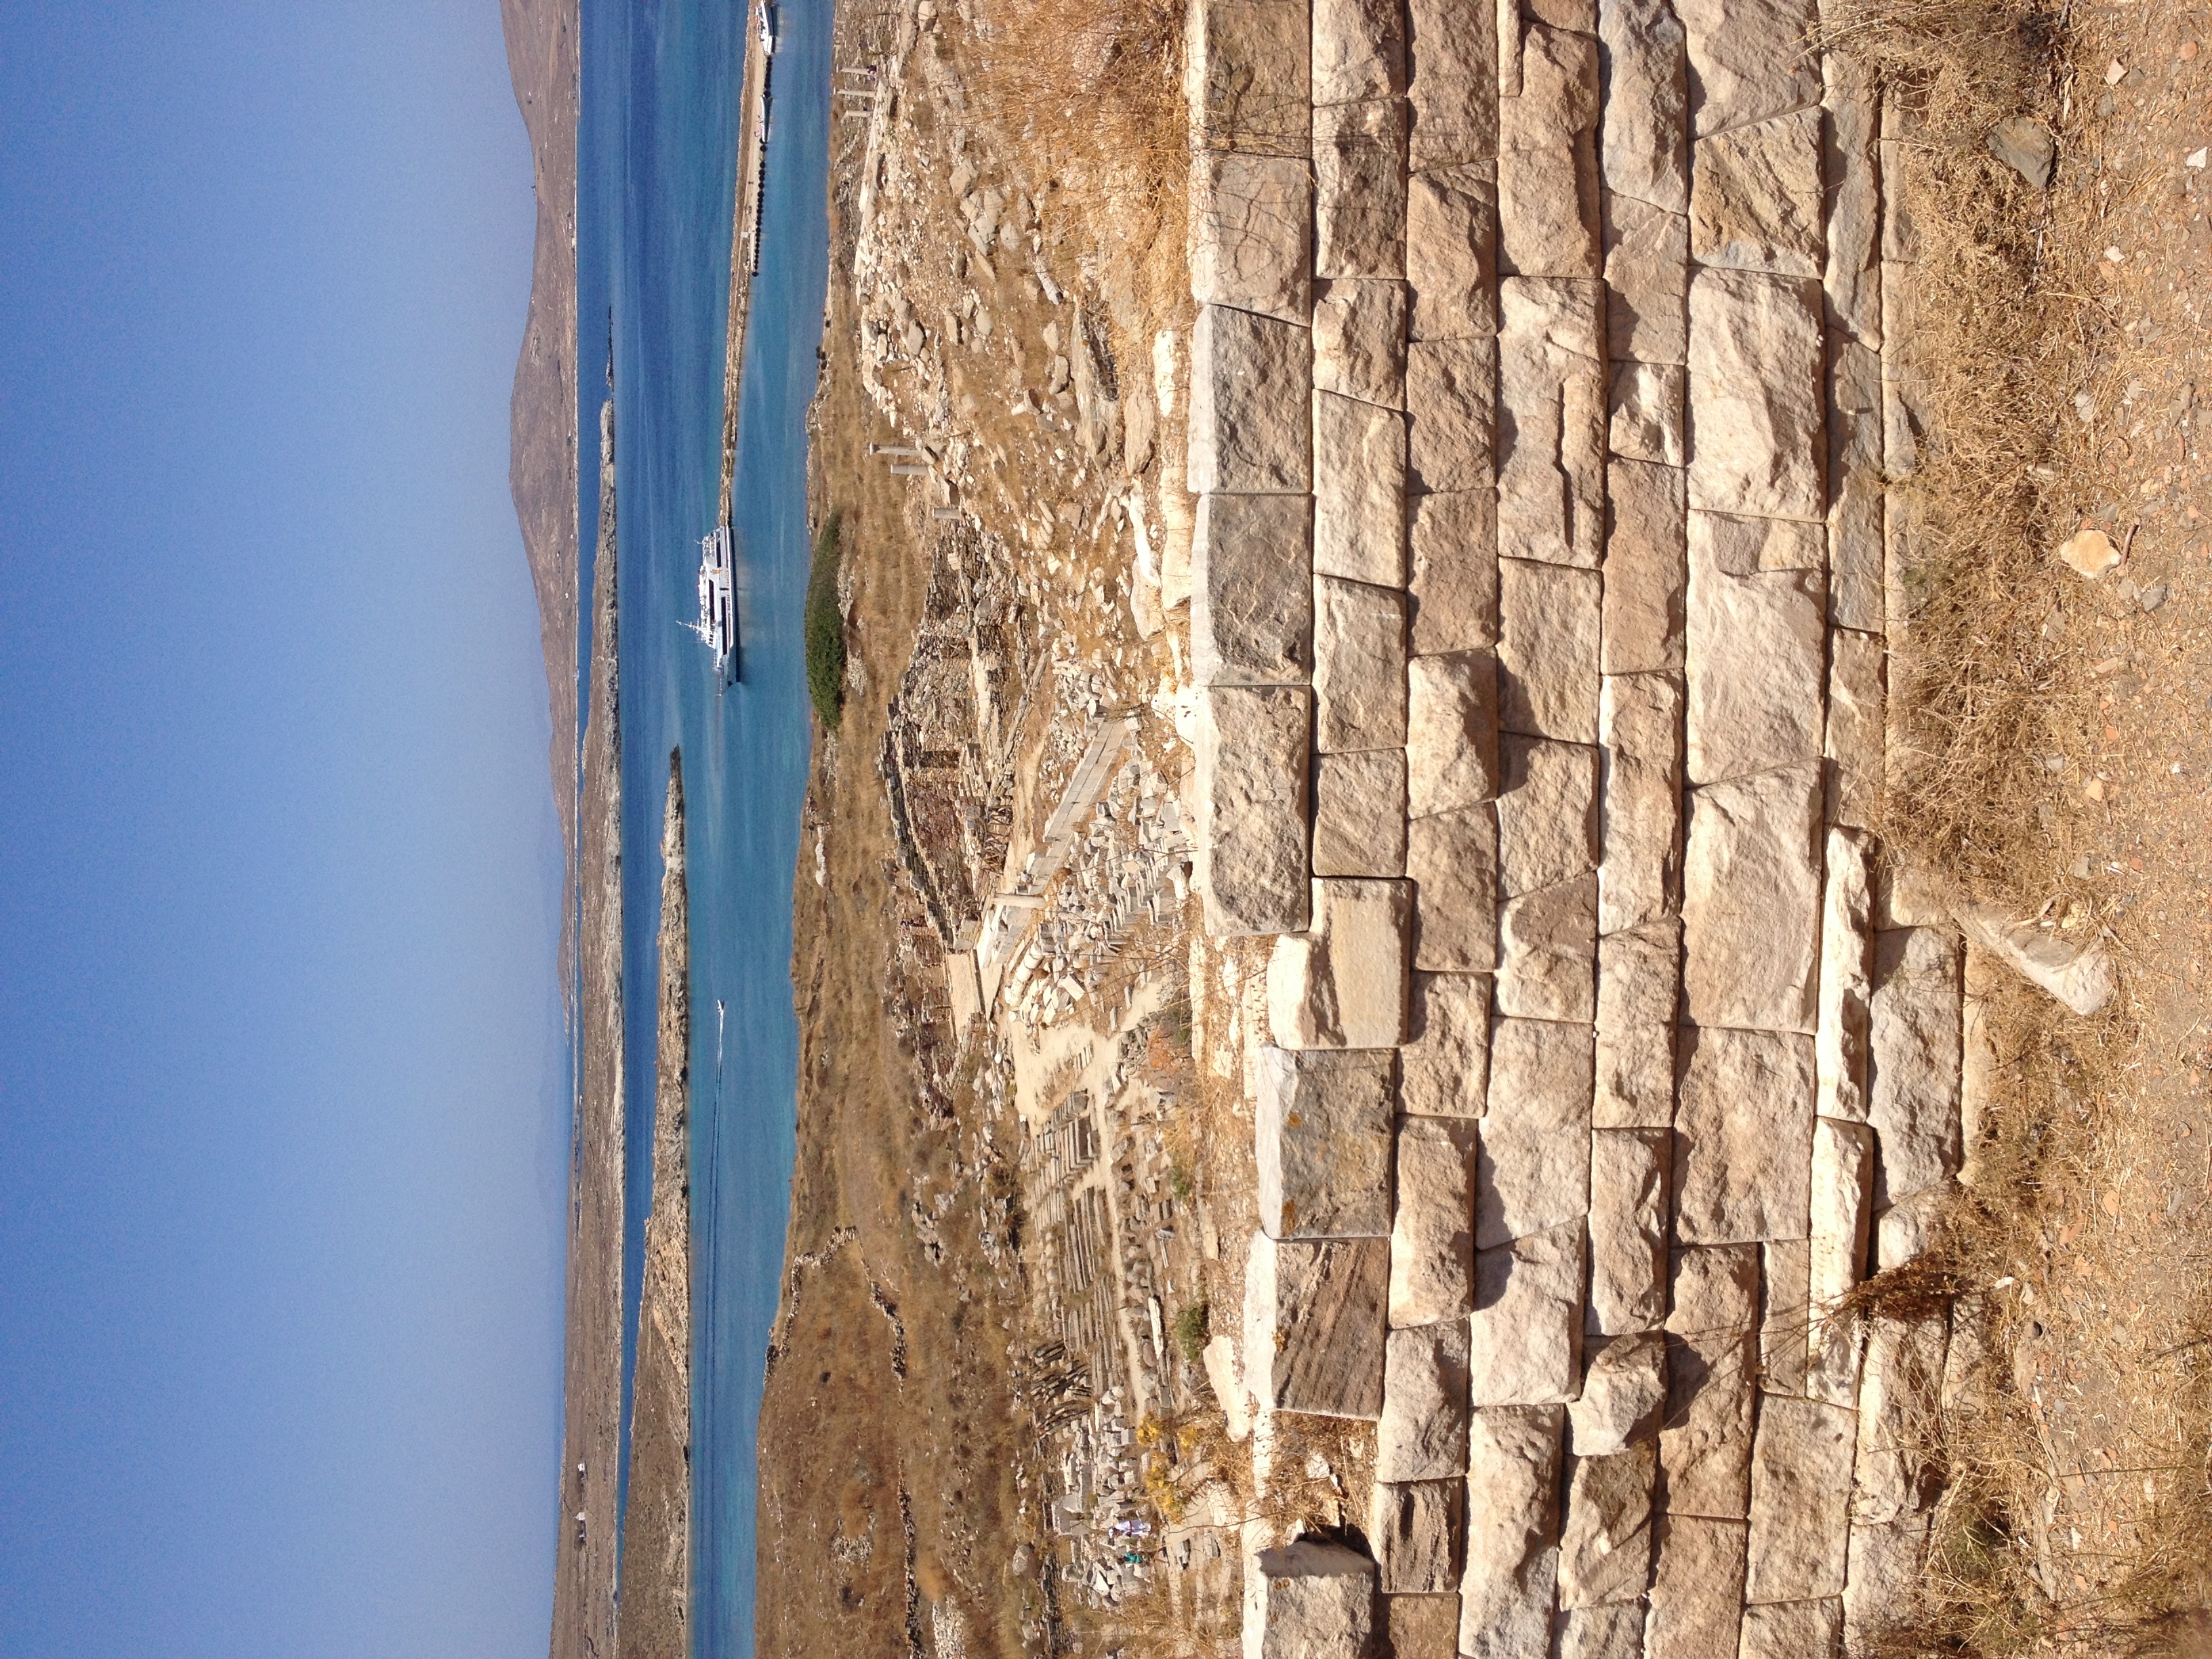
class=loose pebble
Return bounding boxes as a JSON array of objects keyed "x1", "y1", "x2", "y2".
[
  {"x1": 2060, "y1": 527, "x2": 2123, "y2": 576},
  {"x1": 2139, "y1": 581, "x2": 2169, "y2": 611},
  {"x1": 2188, "y1": 148, "x2": 2209, "y2": 169},
  {"x1": 2106, "y1": 58, "x2": 2129, "y2": 83}
]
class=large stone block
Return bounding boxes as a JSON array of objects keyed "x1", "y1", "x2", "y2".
[
  {"x1": 1315, "y1": 577, "x2": 1409, "y2": 752},
  {"x1": 1406, "y1": 0, "x2": 1498, "y2": 169},
  {"x1": 1407, "y1": 166, "x2": 1498, "y2": 342},
  {"x1": 1746, "y1": 1396, "x2": 1856, "y2": 1601},
  {"x1": 1553, "y1": 1605, "x2": 1645, "y2": 1659},
  {"x1": 1603, "y1": 195, "x2": 1689, "y2": 366},
  {"x1": 1391, "y1": 1115, "x2": 1477, "y2": 1325},
  {"x1": 1559, "y1": 1445, "x2": 1658, "y2": 1608},
  {"x1": 1378, "y1": 1319, "x2": 1472, "y2": 1479},
  {"x1": 1191, "y1": 150, "x2": 1315, "y2": 323},
  {"x1": 1191, "y1": 304, "x2": 1314, "y2": 495},
  {"x1": 1408, "y1": 806, "x2": 1499, "y2": 973},
  {"x1": 1674, "y1": 1027, "x2": 1815, "y2": 1244},
  {"x1": 1253, "y1": 1540, "x2": 1378, "y2": 1659},
  {"x1": 1675, "y1": 0, "x2": 1822, "y2": 136},
  {"x1": 1410, "y1": 491, "x2": 1499, "y2": 654},
  {"x1": 1244, "y1": 1233, "x2": 1390, "y2": 1417},
  {"x1": 1193, "y1": 492, "x2": 1314, "y2": 687},
  {"x1": 1315, "y1": 279, "x2": 1408, "y2": 409},
  {"x1": 1686, "y1": 269, "x2": 1824, "y2": 520},
  {"x1": 1186, "y1": 0, "x2": 1311, "y2": 153},
  {"x1": 1569, "y1": 1332, "x2": 1668, "y2": 1454},
  {"x1": 1271, "y1": 878, "x2": 1414, "y2": 1047},
  {"x1": 1685, "y1": 512, "x2": 1826, "y2": 784},
  {"x1": 1406, "y1": 651, "x2": 1500, "y2": 816},
  {"x1": 1315, "y1": 392, "x2": 1408, "y2": 586},
  {"x1": 1824, "y1": 57, "x2": 1881, "y2": 345},
  {"x1": 1816, "y1": 827, "x2": 1874, "y2": 1123},
  {"x1": 1595, "y1": 917, "x2": 1679, "y2": 1128},
  {"x1": 1198, "y1": 685, "x2": 1313, "y2": 937},
  {"x1": 1497, "y1": 737, "x2": 1601, "y2": 897},
  {"x1": 1807, "y1": 1117, "x2": 1873, "y2": 1347},
  {"x1": 1314, "y1": 748, "x2": 1409, "y2": 877},
  {"x1": 1601, "y1": 462, "x2": 1686, "y2": 676},
  {"x1": 1499, "y1": 560, "x2": 1602, "y2": 742},
  {"x1": 1498, "y1": 27, "x2": 1602, "y2": 279},
  {"x1": 1258, "y1": 1044, "x2": 1396, "y2": 1239},
  {"x1": 1382, "y1": 1592, "x2": 1462, "y2": 1659},
  {"x1": 1400, "y1": 971, "x2": 1492, "y2": 1118},
  {"x1": 1498, "y1": 278, "x2": 1606, "y2": 568},
  {"x1": 1842, "y1": 1517, "x2": 1931, "y2": 1647},
  {"x1": 1681, "y1": 763, "x2": 1822, "y2": 1031},
  {"x1": 1853, "y1": 1313, "x2": 1948, "y2": 1525},
  {"x1": 1475, "y1": 1047, "x2": 1592, "y2": 1250},
  {"x1": 1608, "y1": 363, "x2": 1685, "y2": 467},
  {"x1": 1645, "y1": 1514, "x2": 1747, "y2": 1659},
  {"x1": 1599, "y1": 0, "x2": 1690, "y2": 212},
  {"x1": 1488, "y1": 1015, "x2": 1594, "y2": 1117},
  {"x1": 1827, "y1": 339, "x2": 1886, "y2": 634},
  {"x1": 1461, "y1": 1406, "x2": 1565, "y2": 1656},
  {"x1": 1471, "y1": 1223, "x2": 1586, "y2": 1405},
  {"x1": 1868, "y1": 927, "x2": 1963, "y2": 1205},
  {"x1": 1407, "y1": 337, "x2": 1497, "y2": 494},
  {"x1": 1589, "y1": 1129, "x2": 1670, "y2": 1333},
  {"x1": 1316, "y1": 98, "x2": 1409, "y2": 279},
  {"x1": 1314, "y1": 0, "x2": 1406, "y2": 105},
  {"x1": 1740, "y1": 1597, "x2": 1843, "y2": 1659},
  {"x1": 1597, "y1": 674, "x2": 1685, "y2": 935},
  {"x1": 1372, "y1": 1481, "x2": 1465, "y2": 1595},
  {"x1": 1690, "y1": 108, "x2": 1824, "y2": 276},
  {"x1": 1660, "y1": 1244, "x2": 1760, "y2": 1519},
  {"x1": 1496, "y1": 876, "x2": 1598, "y2": 1022},
  {"x1": 1761, "y1": 1236, "x2": 1811, "y2": 1395},
  {"x1": 1826, "y1": 627, "x2": 1885, "y2": 830}
]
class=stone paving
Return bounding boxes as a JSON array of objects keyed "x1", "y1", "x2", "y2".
[{"x1": 1185, "y1": 0, "x2": 1967, "y2": 1650}]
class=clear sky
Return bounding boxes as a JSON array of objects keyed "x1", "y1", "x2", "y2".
[{"x1": 0, "y1": 5, "x2": 565, "y2": 1655}]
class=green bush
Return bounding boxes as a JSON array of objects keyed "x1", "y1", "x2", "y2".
[
  {"x1": 804, "y1": 514, "x2": 846, "y2": 729},
  {"x1": 1171, "y1": 1300, "x2": 1209, "y2": 1370}
]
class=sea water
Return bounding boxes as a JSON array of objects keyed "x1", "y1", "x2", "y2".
[{"x1": 577, "y1": 0, "x2": 830, "y2": 1652}]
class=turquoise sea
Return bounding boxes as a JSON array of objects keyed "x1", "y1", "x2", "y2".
[{"x1": 577, "y1": 0, "x2": 830, "y2": 1652}]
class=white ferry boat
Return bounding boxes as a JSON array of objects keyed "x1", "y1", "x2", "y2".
[{"x1": 690, "y1": 525, "x2": 738, "y2": 682}]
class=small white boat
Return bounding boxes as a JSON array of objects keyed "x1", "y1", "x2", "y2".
[{"x1": 689, "y1": 525, "x2": 738, "y2": 682}]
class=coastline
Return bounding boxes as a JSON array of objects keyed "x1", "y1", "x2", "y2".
[{"x1": 717, "y1": 17, "x2": 772, "y2": 525}]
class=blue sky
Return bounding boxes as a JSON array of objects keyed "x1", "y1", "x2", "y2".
[{"x1": 0, "y1": 6, "x2": 565, "y2": 1654}]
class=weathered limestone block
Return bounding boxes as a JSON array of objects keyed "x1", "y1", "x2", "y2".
[
  {"x1": 1875, "y1": 1184, "x2": 1948, "y2": 1272},
  {"x1": 1315, "y1": 577, "x2": 1409, "y2": 752},
  {"x1": 1954, "y1": 904, "x2": 2117, "y2": 1019},
  {"x1": 1498, "y1": 26, "x2": 1601, "y2": 279},
  {"x1": 1601, "y1": 462, "x2": 1686, "y2": 676},
  {"x1": 1470, "y1": 1224, "x2": 1586, "y2": 1406},
  {"x1": 1559, "y1": 1445, "x2": 1658, "y2": 1608},
  {"x1": 1488, "y1": 1015, "x2": 1594, "y2": 1117},
  {"x1": 1589, "y1": 1129, "x2": 1669, "y2": 1333},
  {"x1": 1379, "y1": 1319, "x2": 1472, "y2": 1479},
  {"x1": 1314, "y1": 748, "x2": 1409, "y2": 877},
  {"x1": 1257, "y1": 1045, "x2": 1396, "y2": 1239},
  {"x1": 1681, "y1": 762, "x2": 1822, "y2": 1031},
  {"x1": 1694, "y1": 505, "x2": 1824, "y2": 571},
  {"x1": 1391, "y1": 1115, "x2": 1477, "y2": 1325},
  {"x1": 1408, "y1": 337, "x2": 1497, "y2": 493},
  {"x1": 1191, "y1": 304, "x2": 1314, "y2": 494},
  {"x1": 1604, "y1": 196, "x2": 1689, "y2": 367},
  {"x1": 1400, "y1": 971, "x2": 1492, "y2": 1117},
  {"x1": 1608, "y1": 363, "x2": 1685, "y2": 466},
  {"x1": 1685, "y1": 514, "x2": 1826, "y2": 784},
  {"x1": 1816, "y1": 827, "x2": 1874, "y2": 1123},
  {"x1": 1690, "y1": 108, "x2": 1824, "y2": 275},
  {"x1": 1407, "y1": 651, "x2": 1500, "y2": 816},
  {"x1": 1761, "y1": 1236, "x2": 1811, "y2": 1394},
  {"x1": 1410, "y1": 491, "x2": 1499, "y2": 654},
  {"x1": 1645, "y1": 1514, "x2": 1747, "y2": 1659},
  {"x1": 1595, "y1": 917, "x2": 1679, "y2": 1128},
  {"x1": 1497, "y1": 737, "x2": 1601, "y2": 897},
  {"x1": 1314, "y1": 279, "x2": 1408, "y2": 409},
  {"x1": 1660, "y1": 1244, "x2": 1760, "y2": 1519},
  {"x1": 1462, "y1": 1406, "x2": 1565, "y2": 1658},
  {"x1": 1554, "y1": 1605, "x2": 1645, "y2": 1659},
  {"x1": 1406, "y1": 0, "x2": 1499, "y2": 170},
  {"x1": 1740, "y1": 1597, "x2": 1844, "y2": 1659},
  {"x1": 1382, "y1": 1592, "x2": 1462, "y2": 1659},
  {"x1": 1843, "y1": 1517, "x2": 1931, "y2": 1650},
  {"x1": 1746, "y1": 1397, "x2": 1854, "y2": 1597},
  {"x1": 1597, "y1": 674, "x2": 1685, "y2": 935},
  {"x1": 1193, "y1": 492, "x2": 1313, "y2": 687},
  {"x1": 1314, "y1": 0, "x2": 1406, "y2": 105},
  {"x1": 1675, "y1": 0, "x2": 1822, "y2": 136},
  {"x1": 1826, "y1": 627, "x2": 1885, "y2": 829},
  {"x1": 1408, "y1": 806, "x2": 1499, "y2": 973},
  {"x1": 1372, "y1": 1481, "x2": 1465, "y2": 1595},
  {"x1": 1498, "y1": 278, "x2": 1606, "y2": 567},
  {"x1": 1407, "y1": 167, "x2": 1498, "y2": 342},
  {"x1": 1317, "y1": 98, "x2": 1409, "y2": 280},
  {"x1": 1496, "y1": 876, "x2": 1598, "y2": 1021},
  {"x1": 1315, "y1": 392, "x2": 1409, "y2": 586},
  {"x1": 1807, "y1": 1117, "x2": 1874, "y2": 1378},
  {"x1": 1192, "y1": 151, "x2": 1315, "y2": 323},
  {"x1": 1824, "y1": 56, "x2": 1882, "y2": 346},
  {"x1": 1868, "y1": 927, "x2": 1963, "y2": 1205},
  {"x1": 1244, "y1": 1233, "x2": 1390, "y2": 1416},
  {"x1": 1599, "y1": 0, "x2": 1690, "y2": 212},
  {"x1": 1828, "y1": 340, "x2": 1886, "y2": 634},
  {"x1": 1475, "y1": 1063, "x2": 1593, "y2": 1250},
  {"x1": 1186, "y1": 0, "x2": 1312, "y2": 154},
  {"x1": 1499, "y1": 560, "x2": 1602, "y2": 742},
  {"x1": 1271, "y1": 878, "x2": 1414, "y2": 1048},
  {"x1": 1674, "y1": 1027, "x2": 1814, "y2": 1244},
  {"x1": 1198, "y1": 685, "x2": 1313, "y2": 937},
  {"x1": 1686, "y1": 269, "x2": 1824, "y2": 520},
  {"x1": 1569, "y1": 1332, "x2": 1668, "y2": 1454},
  {"x1": 1253, "y1": 1540, "x2": 1378, "y2": 1659},
  {"x1": 1853, "y1": 1313, "x2": 1948, "y2": 1525}
]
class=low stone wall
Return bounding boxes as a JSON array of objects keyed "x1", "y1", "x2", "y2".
[{"x1": 1186, "y1": 0, "x2": 1964, "y2": 1652}]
